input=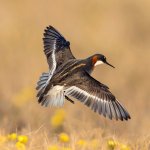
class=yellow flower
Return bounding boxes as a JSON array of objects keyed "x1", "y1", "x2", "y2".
[
  {"x1": 0, "y1": 135, "x2": 7, "y2": 145},
  {"x1": 77, "y1": 139, "x2": 87, "y2": 147},
  {"x1": 48, "y1": 145, "x2": 60, "y2": 150},
  {"x1": 18, "y1": 135, "x2": 28, "y2": 144},
  {"x1": 7, "y1": 133, "x2": 17, "y2": 141},
  {"x1": 16, "y1": 142, "x2": 26, "y2": 150},
  {"x1": 107, "y1": 139, "x2": 118, "y2": 150},
  {"x1": 50, "y1": 109, "x2": 65, "y2": 128},
  {"x1": 59, "y1": 133, "x2": 70, "y2": 143},
  {"x1": 120, "y1": 144, "x2": 131, "y2": 150}
]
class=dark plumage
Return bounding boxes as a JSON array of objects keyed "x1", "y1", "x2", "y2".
[{"x1": 36, "y1": 25, "x2": 131, "y2": 121}]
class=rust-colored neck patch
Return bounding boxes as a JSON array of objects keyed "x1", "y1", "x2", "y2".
[{"x1": 92, "y1": 55, "x2": 98, "y2": 65}]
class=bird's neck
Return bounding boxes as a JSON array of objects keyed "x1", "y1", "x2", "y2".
[
  {"x1": 83, "y1": 56, "x2": 95, "y2": 74},
  {"x1": 83, "y1": 55, "x2": 104, "y2": 74}
]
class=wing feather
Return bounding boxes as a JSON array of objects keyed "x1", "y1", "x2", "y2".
[
  {"x1": 64, "y1": 71, "x2": 131, "y2": 121},
  {"x1": 43, "y1": 26, "x2": 75, "y2": 71},
  {"x1": 37, "y1": 26, "x2": 75, "y2": 99}
]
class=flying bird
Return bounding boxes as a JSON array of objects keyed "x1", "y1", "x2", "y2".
[{"x1": 36, "y1": 26, "x2": 131, "y2": 121}]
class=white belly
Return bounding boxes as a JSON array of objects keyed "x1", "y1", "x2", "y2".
[{"x1": 44, "y1": 85, "x2": 65, "y2": 107}]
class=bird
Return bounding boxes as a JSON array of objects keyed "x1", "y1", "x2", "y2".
[{"x1": 36, "y1": 25, "x2": 131, "y2": 121}]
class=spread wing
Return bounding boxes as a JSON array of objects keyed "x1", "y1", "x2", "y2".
[
  {"x1": 37, "y1": 26, "x2": 75, "y2": 98},
  {"x1": 43, "y1": 26, "x2": 75, "y2": 73},
  {"x1": 65, "y1": 71, "x2": 131, "y2": 121}
]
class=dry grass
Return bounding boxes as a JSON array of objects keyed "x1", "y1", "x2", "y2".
[{"x1": 0, "y1": 0, "x2": 150, "y2": 149}]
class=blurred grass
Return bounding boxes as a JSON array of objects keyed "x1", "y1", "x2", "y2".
[{"x1": 0, "y1": 0, "x2": 150, "y2": 149}]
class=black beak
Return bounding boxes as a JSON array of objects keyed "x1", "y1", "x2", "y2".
[{"x1": 105, "y1": 61, "x2": 115, "y2": 68}]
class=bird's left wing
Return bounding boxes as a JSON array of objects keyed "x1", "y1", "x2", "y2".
[{"x1": 65, "y1": 71, "x2": 131, "y2": 121}]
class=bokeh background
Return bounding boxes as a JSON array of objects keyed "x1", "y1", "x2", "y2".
[{"x1": 0, "y1": 0, "x2": 150, "y2": 149}]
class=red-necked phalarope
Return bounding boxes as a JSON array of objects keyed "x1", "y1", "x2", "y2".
[{"x1": 36, "y1": 26, "x2": 131, "y2": 121}]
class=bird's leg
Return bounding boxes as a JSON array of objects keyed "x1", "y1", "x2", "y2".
[{"x1": 65, "y1": 96, "x2": 74, "y2": 104}]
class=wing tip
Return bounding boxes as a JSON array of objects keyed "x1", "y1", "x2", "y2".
[
  {"x1": 44, "y1": 25, "x2": 61, "y2": 36},
  {"x1": 96, "y1": 100, "x2": 131, "y2": 121},
  {"x1": 43, "y1": 25, "x2": 70, "y2": 50},
  {"x1": 112, "y1": 100, "x2": 131, "y2": 121}
]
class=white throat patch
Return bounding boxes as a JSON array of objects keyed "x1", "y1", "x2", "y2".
[{"x1": 94, "y1": 60, "x2": 104, "y2": 66}]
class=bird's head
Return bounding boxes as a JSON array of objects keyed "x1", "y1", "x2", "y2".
[{"x1": 92, "y1": 54, "x2": 115, "y2": 68}]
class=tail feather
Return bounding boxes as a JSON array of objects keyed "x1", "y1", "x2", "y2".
[
  {"x1": 40, "y1": 76, "x2": 48, "y2": 81},
  {"x1": 36, "y1": 72, "x2": 49, "y2": 90},
  {"x1": 36, "y1": 72, "x2": 65, "y2": 107},
  {"x1": 36, "y1": 72, "x2": 49, "y2": 101},
  {"x1": 41, "y1": 72, "x2": 49, "y2": 77}
]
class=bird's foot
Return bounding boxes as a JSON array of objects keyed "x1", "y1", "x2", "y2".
[{"x1": 65, "y1": 96, "x2": 74, "y2": 104}]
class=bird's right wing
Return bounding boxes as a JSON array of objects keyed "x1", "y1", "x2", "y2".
[{"x1": 65, "y1": 71, "x2": 131, "y2": 121}]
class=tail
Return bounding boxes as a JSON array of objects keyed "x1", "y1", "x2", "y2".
[
  {"x1": 36, "y1": 73, "x2": 65, "y2": 107},
  {"x1": 36, "y1": 72, "x2": 49, "y2": 102}
]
